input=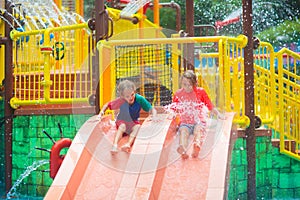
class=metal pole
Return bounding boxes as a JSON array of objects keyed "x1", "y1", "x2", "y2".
[
  {"x1": 94, "y1": 0, "x2": 106, "y2": 113},
  {"x1": 185, "y1": 0, "x2": 194, "y2": 71},
  {"x1": 242, "y1": 0, "x2": 256, "y2": 199},
  {"x1": 4, "y1": 0, "x2": 14, "y2": 194}
]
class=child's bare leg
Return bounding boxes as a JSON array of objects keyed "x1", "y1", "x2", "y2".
[
  {"x1": 192, "y1": 125, "x2": 205, "y2": 158},
  {"x1": 121, "y1": 124, "x2": 141, "y2": 152},
  {"x1": 177, "y1": 127, "x2": 189, "y2": 159},
  {"x1": 111, "y1": 123, "x2": 126, "y2": 154},
  {"x1": 179, "y1": 129, "x2": 189, "y2": 149}
]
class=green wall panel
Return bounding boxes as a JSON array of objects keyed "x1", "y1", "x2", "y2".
[
  {"x1": 9, "y1": 114, "x2": 92, "y2": 198},
  {"x1": 228, "y1": 136, "x2": 300, "y2": 199}
]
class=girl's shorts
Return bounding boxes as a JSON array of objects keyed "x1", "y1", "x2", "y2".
[{"x1": 178, "y1": 122, "x2": 206, "y2": 135}]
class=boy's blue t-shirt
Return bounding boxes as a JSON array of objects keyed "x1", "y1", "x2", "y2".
[{"x1": 108, "y1": 94, "x2": 152, "y2": 122}]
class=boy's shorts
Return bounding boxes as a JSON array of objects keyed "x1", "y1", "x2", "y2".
[{"x1": 116, "y1": 120, "x2": 140, "y2": 135}]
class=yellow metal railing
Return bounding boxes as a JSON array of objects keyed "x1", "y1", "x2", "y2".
[
  {"x1": 253, "y1": 44, "x2": 300, "y2": 161},
  {"x1": 253, "y1": 42, "x2": 276, "y2": 124},
  {"x1": 276, "y1": 48, "x2": 300, "y2": 160},
  {"x1": 9, "y1": 23, "x2": 94, "y2": 108},
  {"x1": 97, "y1": 35, "x2": 248, "y2": 121}
]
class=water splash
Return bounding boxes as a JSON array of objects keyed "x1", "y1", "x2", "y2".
[
  {"x1": 0, "y1": 15, "x2": 14, "y2": 29},
  {"x1": 11, "y1": 6, "x2": 32, "y2": 30},
  {"x1": 6, "y1": 159, "x2": 49, "y2": 199},
  {"x1": 164, "y1": 101, "x2": 213, "y2": 144},
  {"x1": 5, "y1": 0, "x2": 76, "y2": 31},
  {"x1": 50, "y1": 0, "x2": 69, "y2": 26},
  {"x1": 164, "y1": 101, "x2": 224, "y2": 159},
  {"x1": 120, "y1": 0, "x2": 150, "y2": 17},
  {"x1": 2, "y1": 11, "x2": 24, "y2": 30},
  {"x1": 164, "y1": 101, "x2": 209, "y2": 125},
  {"x1": 218, "y1": 0, "x2": 299, "y2": 34},
  {"x1": 72, "y1": 12, "x2": 86, "y2": 23},
  {"x1": 223, "y1": 8, "x2": 242, "y2": 21}
]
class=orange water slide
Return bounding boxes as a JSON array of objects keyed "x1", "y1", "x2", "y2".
[{"x1": 44, "y1": 112, "x2": 235, "y2": 200}]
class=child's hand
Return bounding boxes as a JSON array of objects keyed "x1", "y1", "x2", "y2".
[
  {"x1": 148, "y1": 114, "x2": 161, "y2": 122},
  {"x1": 217, "y1": 113, "x2": 226, "y2": 120},
  {"x1": 167, "y1": 113, "x2": 176, "y2": 120},
  {"x1": 211, "y1": 108, "x2": 226, "y2": 120},
  {"x1": 151, "y1": 108, "x2": 157, "y2": 117},
  {"x1": 148, "y1": 112, "x2": 162, "y2": 123},
  {"x1": 167, "y1": 113, "x2": 173, "y2": 120},
  {"x1": 148, "y1": 108, "x2": 159, "y2": 121}
]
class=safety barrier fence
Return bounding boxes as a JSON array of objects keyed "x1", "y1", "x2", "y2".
[
  {"x1": 97, "y1": 35, "x2": 251, "y2": 121},
  {"x1": 276, "y1": 48, "x2": 300, "y2": 160},
  {"x1": 254, "y1": 43, "x2": 300, "y2": 160},
  {"x1": 4, "y1": 25, "x2": 300, "y2": 160},
  {"x1": 9, "y1": 22, "x2": 94, "y2": 108}
]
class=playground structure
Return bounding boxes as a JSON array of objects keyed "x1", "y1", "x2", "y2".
[{"x1": 0, "y1": 0, "x2": 300, "y2": 198}]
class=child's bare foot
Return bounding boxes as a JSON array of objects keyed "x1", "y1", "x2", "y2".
[
  {"x1": 121, "y1": 143, "x2": 131, "y2": 153},
  {"x1": 177, "y1": 145, "x2": 189, "y2": 159},
  {"x1": 111, "y1": 144, "x2": 118, "y2": 155},
  {"x1": 192, "y1": 141, "x2": 201, "y2": 158}
]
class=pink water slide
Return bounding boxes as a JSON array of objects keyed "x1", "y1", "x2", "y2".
[{"x1": 45, "y1": 112, "x2": 235, "y2": 199}]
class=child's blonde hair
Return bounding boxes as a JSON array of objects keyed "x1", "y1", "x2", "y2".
[
  {"x1": 181, "y1": 70, "x2": 197, "y2": 87},
  {"x1": 117, "y1": 80, "x2": 136, "y2": 96}
]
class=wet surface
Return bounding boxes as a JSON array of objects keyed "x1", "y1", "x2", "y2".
[{"x1": 44, "y1": 113, "x2": 234, "y2": 200}]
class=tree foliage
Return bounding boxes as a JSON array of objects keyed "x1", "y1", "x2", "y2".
[
  {"x1": 156, "y1": 0, "x2": 300, "y2": 35},
  {"x1": 257, "y1": 19, "x2": 300, "y2": 47},
  {"x1": 85, "y1": 0, "x2": 300, "y2": 45}
]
